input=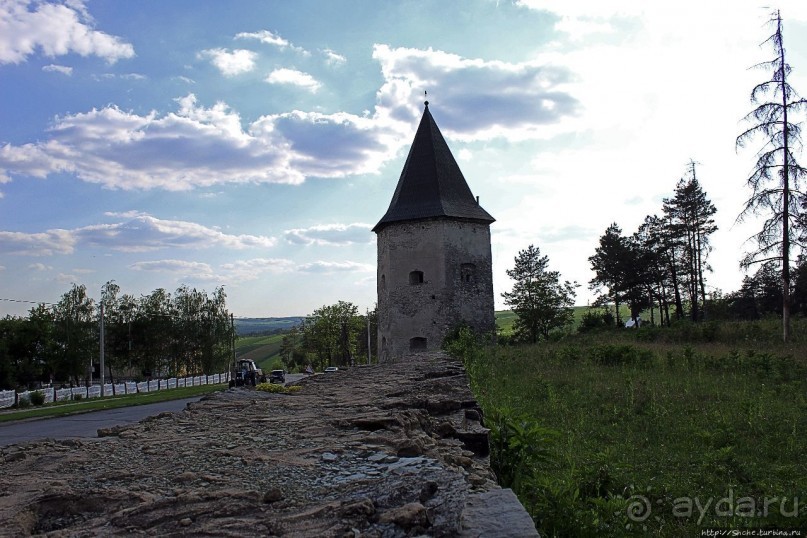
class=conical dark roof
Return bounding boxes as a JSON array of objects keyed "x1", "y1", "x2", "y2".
[{"x1": 373, "y1": 103, "x2": 495, "y2": 232}]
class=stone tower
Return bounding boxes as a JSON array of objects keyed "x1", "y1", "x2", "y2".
[{"x1": 373, "y1": 102, "x2": 495, "y2": 361}]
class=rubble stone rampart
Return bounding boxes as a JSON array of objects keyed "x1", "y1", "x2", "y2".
[{"x1": 0, "y1": 353, "x2": 536, "y2": 537}]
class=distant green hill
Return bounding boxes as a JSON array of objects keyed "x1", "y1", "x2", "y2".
[{"x1": 234, "y1": 317, "x2": 303, "y2": 336}]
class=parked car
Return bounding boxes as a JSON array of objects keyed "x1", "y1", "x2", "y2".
[
  {"x1": 269, "y1": 370, "x2": 286, "y2": 384},
  {"x1": 324, "y1": 367, "x2": 339, "y2": 373}
]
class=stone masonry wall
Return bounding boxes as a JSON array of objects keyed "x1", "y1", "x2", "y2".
[
  {"x1": 0, "y1": 353, "x2": 537, "y2": 537},
  {"x1": 377, "y1": 219, "x2": 494, "y2": 361}
]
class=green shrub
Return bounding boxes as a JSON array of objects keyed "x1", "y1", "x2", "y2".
[
  {"x1": 487, "y1": 407, "x2": 556, "y2": 494},
  {"x1": 29, "y1": 391, "x2": 45, "y2": 406},
  {"x1": 73, "y1": 393, "x2": 83, "y2": 401},
  {"x1": 578, "y1": 308, "x2": 613, "y2": 333},
  {"x1": 255, "y1": 383, "x2": 301, "y2": 394},
  {"x1": 555, "y1": 345, "x2": 582, "y2": 362},
  {"x1": 589, "y1": 344, "x2": 653, "y2": 367},
  {"x1": 16, "y1": 395, "x2": 31, "y2": 408},
  {"x1": 442, "y1": 325, "x2": 481, "y2": 363}
]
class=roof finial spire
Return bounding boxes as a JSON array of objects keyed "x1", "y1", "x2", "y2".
[{"x1": 424, "y1": 90, "x2": 429, "y2": 108}]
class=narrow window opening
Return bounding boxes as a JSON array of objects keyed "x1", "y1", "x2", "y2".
[
  {"x1": 461, "y1": 263, "x2": 476, "y2": 284},
  {"x1": 409, "y1": 270, "x2": 424, "y2": 285},
  {"x1": 409, "y1": 337, "x2": 427, "y2": 351}
]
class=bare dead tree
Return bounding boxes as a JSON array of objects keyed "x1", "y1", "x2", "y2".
[{"x1": 736, "y1": 9, "x2": 807, "y2": 342}]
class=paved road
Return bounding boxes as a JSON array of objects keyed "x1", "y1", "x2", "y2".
[
  {"x1": 0, "y1": 396, "x2": 203, "y2": 447},
  {"x1": 0, "y1": 375, "x2": 312, "y2": 447}
]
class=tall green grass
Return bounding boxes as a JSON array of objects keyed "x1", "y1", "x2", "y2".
[{"x1": 453, "y1": 325, "x2": 807, "y2": 536}]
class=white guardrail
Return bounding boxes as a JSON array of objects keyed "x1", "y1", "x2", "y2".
[{"x1": 0, "y1": 373, "x2": 231, "y2": 409}]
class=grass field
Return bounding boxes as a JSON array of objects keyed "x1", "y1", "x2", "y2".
[
  {"x1": 496, "y1": 306, "x2": 637, "y2": 336},
  {"x1": 235, "y1": 333, "x2": 285, "y2": 371},
  {"x1": 453, "y1": 321, "x2": 807, "y2": 536}
]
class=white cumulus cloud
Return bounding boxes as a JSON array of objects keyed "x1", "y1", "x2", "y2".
[
  {"x1": 131, "y1": 257, "x2": 294, "y2": 284},
  {"x1": 322, "y1": 48, "x2": 346, "y2": 66},
  {"x1": 297, "y1": 261, "x2": 374, "y2": 273},
  {"x1": 0, "y1": 212, "x2": 276, "y2": 256},
  {"x1": 265, "y1": 68, "x2": 321, "y2": 92},
  {"x1": 284, "y1": 223, "x2": 372, "y2": 246},
  {"x1": 235, "y1": 29, "x2": 308, "y2": 55},
  {"x1": 199, "y1": 48, "x2": 257, "y2": 76},
  {"x1": 372, "y1": 44, "x2": 580, "y2": 142},
  {"x1": 0, "y1": 93, "x2": 402, "y2": 189},
  {"x1": 42, "y1": 64, "x2": 72, "y2": 75},
  {"x1": 0, "y1": 0, "x2": 135, "y2": 64},
  {"x1": 0, "y1": 45, "x2": 583, "y2": 190},
  {"x1": 0, "y1": 229, "x2": 76, "y2": 255},
  {"x1": 131, "y1": 259, "x2": 215, "y2": 278},
  {"x1": 235, "y1": 29, "x2": 287, "y2": 47}
]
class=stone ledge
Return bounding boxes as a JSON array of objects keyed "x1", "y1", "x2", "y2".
[
  {"x1": 460, "y1": 489, "x2": 539, "y2": 537},
  {"x1": 0, "y1": 352, "x2": 537, "y2": 536}
]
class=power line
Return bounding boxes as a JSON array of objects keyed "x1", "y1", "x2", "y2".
[{"x1": 0, "y1": 297, "x2": 55, "y2": 306}]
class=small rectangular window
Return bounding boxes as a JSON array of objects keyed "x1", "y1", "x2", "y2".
[
  {"x1": 409, "y1": 270, "x2": 424, "y2": 284},
  {"x1": 461, "y1": 263, "x2": 476, "y2": 284}
]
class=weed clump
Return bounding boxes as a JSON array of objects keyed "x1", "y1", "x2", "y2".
[
  {"x1": 255, "y1": 383, "x2": 301, "y2": 394},
  {"x1": 29, "y1": 391, "x2": 45, "y2": 406}
]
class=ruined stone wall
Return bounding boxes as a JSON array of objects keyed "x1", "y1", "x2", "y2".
[
  {"x1": 0, "y1": 353, "x2": 537, "y2": 537},
  {"x1": 377, "y1": 219, "x2": 494, "y2": 361}
]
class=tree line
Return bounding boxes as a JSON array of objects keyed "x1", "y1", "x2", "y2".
[
  {"x1": 0, "y1": 283, "x2": 235, "y2": 390},
  {"x1": 589, "y1": 162, "x2": 717, "y2": 327},
  {"x1": 505, "y1": 10, "x2": 807, "y2": 342}
]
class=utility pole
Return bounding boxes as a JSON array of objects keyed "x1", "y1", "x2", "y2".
[
  {"x1": 366, "y1": 309, "x2": 371, "y2": 365},
  {"x1": 230, "y1": 313, "x2": 236, "y2": 381},
  {"x1": 99, "y1": 301, "x2": 105, "y2": 397}
]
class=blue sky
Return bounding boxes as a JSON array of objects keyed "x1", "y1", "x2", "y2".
[{"x1": 1, "y1": 0, "x2": 807, "y2": 317}]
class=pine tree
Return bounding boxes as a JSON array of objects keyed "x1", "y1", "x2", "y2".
[
  {"x1": 662, "y1": 161, "x2": 717, "y2": 321},
  {"x1": 503, "y1": 245, "x2": 577, "y2": 343},
  {"x1": 588, "y1": 224, "x2": 631, "y2": 326}
]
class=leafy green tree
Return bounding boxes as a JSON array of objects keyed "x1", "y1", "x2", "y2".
[
  {"x1": 53, "y1": 284, "x2": 96, "y2": 386},
  {"x1": 280, "y1": 326, "x2": 307, "y2": 372},
  {"x1": 355, "y1": 306, "x2": 377, "y2": 365},
  {"x1": 0, "y1": 318, "x2": 15, "y2": 389},
  {"x1": 0, "y1": 313, "x2": 54, "y2": 389},
  {"x1": 502, "y1": 244, "x2": 577, "y2": 343},
  {"x1": 99, "y1": 281, "x2": 129, "y2": 385},
  {"x1": 137, "y1": 288, "x2": 174, "y2": 377},
  {"x1": 198, "y1": 286, "x2": 232, "y2": 374},
  {"x1": 302, "y1": 301, "x2": 361, "y2": 367},
  {"x1": 736, "y1": 9, "x2": 807, "y2": 341}
]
